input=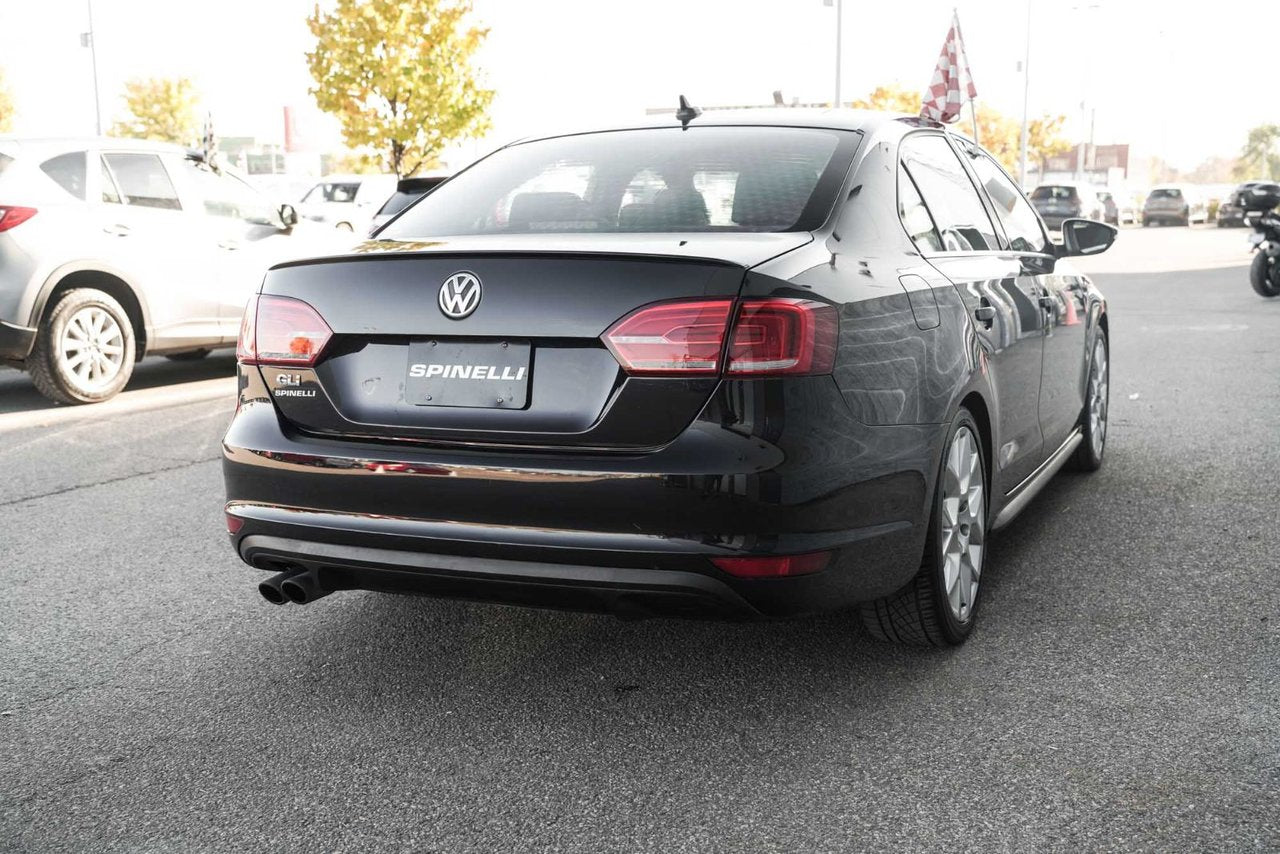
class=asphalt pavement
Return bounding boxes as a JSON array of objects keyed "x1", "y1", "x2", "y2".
[{"x1": 1, "y1": 225, "x2": 1277, "y2": 853}]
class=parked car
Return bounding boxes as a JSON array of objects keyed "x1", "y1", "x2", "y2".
[
  {"x1": 368, "y1": 174, "x2": 448, "y2": 235},
  {"x1": 1095, "y1": 189, "x2": 1139, "y2": 226},
  {"x1": 1218, "y1": 181, "x2": 1280, "y2": 227},
  {"x1": 297, "y1": 173, "x2": 397, "y2": 233},
  {"x1": 1142, "y1": 184, "x2": 1209, "y2": 226},
  {"x1": 1028, "y1": 182, "x2": 1106, "y2": 229},
  {"x1": 0, "y1": 137, "x2": 345, "y2": 403},
  {"x1": 223, "y1": 109, "x2": 1116, "y2": 647}
]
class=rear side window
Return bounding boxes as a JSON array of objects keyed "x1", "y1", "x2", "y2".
[
  {"x1": 100, "y1": 159, "x2": 121, "y2": 203},
  {"x1": 40, "y1": 152, "x2": 88, "y2": 200},
  {"x1": 0, "y1": 152, "x2": 15, "y2": 176},
  {"x1": 898, "y1": 166, "x2": 942, "y2": 253},
  {"x1": 382, "y1": 126, "x2": 858, "y2": 236},
  {"x1": 967, "y1": 151, "x2": 1048, "y2": 254},
  {"x1": 899, "y1": 134, "x2": 998, "y2": 252},
  {"x1": 102, "y1": 153, "x2": 181, "y2": 210}
]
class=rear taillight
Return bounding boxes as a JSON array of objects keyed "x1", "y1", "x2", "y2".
[
  {"x1": 0, "y1": 206, "x2": 37, "y2": 232},
  {"x1": 725, "y1": 299, "x2": 837, "y2": 376},
  {"x1": 711, "y1": 551, "x2": 832, "y2": 578},
  {"x1": 603, "y1": 297, "x2": 837, "y2": 377},
  {"x1": 236, "y1": 294, "x2": 332, "y2": 367},
  {"x1": 602, "y1": 299, "x2": 733, "y2": 375}
]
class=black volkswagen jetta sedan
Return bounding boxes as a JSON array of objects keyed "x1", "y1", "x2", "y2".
[{"x1": 223, "y1": 108, "x2": 1115, "y2": 646}]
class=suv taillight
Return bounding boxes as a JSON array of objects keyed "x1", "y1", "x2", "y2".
[
  {"x1": 236, "y1": 294, "x2": 332, "y2": 367},
  {"x1": 0, "y1": 206, "x2": 37, "y2": 232},
  {"x1": 603, "y1": 298, "x2": 837, "y2": 377}
]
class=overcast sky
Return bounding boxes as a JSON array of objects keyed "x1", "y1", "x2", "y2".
[{"x1": 1, "y1": 0, "x2": 1271, "y2": 172}]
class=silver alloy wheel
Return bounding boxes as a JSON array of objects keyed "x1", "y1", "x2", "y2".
[
  {"x1": 940, "y1": 426, "x2": 985, "y2": 622},
  {"x1": 59, "y1": 306, "x2": 125, "y2": 391},
  {"x1": 1088, "y1": 338, "x2": 1109, "y2": 457}
]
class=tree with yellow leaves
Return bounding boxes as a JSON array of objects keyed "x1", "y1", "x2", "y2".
[
  {"x1": 850, "y1": 84, "x2": 1070, "y2": 180},
  {"x1": 0, "y1": 68, "x2": 16, "y2": 133},
  {"x1": 306, "y1": 0, "x2": 494, "y2": 177},
  {"x1": 109, "y1": 77, "x2": 198, "y2": 144}
]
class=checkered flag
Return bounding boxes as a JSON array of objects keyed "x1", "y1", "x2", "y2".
[
  {"x1": 920, "y1": 11, "x2": 978, "y2": 124},
  {"x1": 202, "y1": 112, "x2": 217, "y2": 162}
]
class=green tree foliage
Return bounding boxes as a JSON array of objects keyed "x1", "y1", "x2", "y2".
[
  {"x1": 0, "y1": 68, "x2": 15, "y2": 133},
  {"x1": 1234, "y1": 124, "x2": 1280, "y2": 181},
  {"x1": 306, "y1": 0, "x2": 494, "y2": 177},
  {"x1": 109, "y1": 77, "x2": 198, "y2": 144},
  {"x1": 849, "y1": 84, "x2": 1069, "y2": 178}
]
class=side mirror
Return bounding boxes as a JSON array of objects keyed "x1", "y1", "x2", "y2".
[
  {"x1": 1057, "y1": 218, "x2": 1116, "y2": 257},
  {"x1": 278, "y1": 203, "x2": 299, "y2": 228}
]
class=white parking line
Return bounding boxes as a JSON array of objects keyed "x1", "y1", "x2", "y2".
[{"x1": 0, "y1": 377, "x2": 236, "y2": 435}]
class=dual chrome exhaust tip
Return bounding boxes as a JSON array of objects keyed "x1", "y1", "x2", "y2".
[{"x1": 258, "y1": 567, "x2": 333, "y2": 606}]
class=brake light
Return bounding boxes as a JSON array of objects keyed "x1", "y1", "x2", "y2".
[
  {"x1": 603, "y1": 297, "x2": 837, "y2": 377},
  {"x1": 726, "y1": 299, "x2": 837, "y2": 376},
  {"x1": 603, "y1": 299, "x2": 733, "y2": 375},
  {"x1": 0, "y1": 206, "x2": 37, "y2": 232},
  {"x1": 236, "y1": 294, "x2": 332, "y2": 367},
  {"x1": 711, "y1": 551, "x2": 832, "y2": 578}
]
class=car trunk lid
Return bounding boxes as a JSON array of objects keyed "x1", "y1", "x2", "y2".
[{"x1": 256, "y1": 233, "x2": 810, "y2": 449}]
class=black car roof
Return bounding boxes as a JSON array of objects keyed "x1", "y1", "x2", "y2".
[{"x1": 505, "y1": 108, "x2": 938, "y2": 147}]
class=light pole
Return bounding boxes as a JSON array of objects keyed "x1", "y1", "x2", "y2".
[
  {"x1": 82, "y1": 0, "x2": 103, "y2": 135},
  {"x1": 1018, "y1": 0, "x2": 1032, "y2": 187},
  {"x1": 825, "y1": 0, "x2": 843, "y2": 108}
]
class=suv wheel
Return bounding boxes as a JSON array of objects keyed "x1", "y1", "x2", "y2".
[
  {"x1": 861, "y1": 408, "x2": 987, "y2": 646},
  {"x1": 28, "y1": 288, "x2": 136, "y2": 404}
]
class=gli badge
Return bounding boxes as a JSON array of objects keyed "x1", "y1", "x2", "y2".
[{"x1": 438, "y1": 272, "x2": 482, "y2": 320}]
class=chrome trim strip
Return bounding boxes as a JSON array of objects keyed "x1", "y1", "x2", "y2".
[{"x1": 991, "y1": 428, "x2": 1082, "y2": 531}]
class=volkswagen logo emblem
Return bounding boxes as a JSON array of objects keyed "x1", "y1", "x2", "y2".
[{"x1": 438, "y1": 272, "x2": 482, "y2": 320}]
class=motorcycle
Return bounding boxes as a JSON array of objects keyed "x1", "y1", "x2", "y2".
[{"x1": 1249, "y1": 210, "x2": 1280, "y2": 298}]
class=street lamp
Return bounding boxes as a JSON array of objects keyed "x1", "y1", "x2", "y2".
[
  {"x1": 81, "y1": 0, "x2": 103, "y2": 136},
  {"x1": 1018, "y1": 0, "x2": 1032, "y2": 187},
  {"x1": 824, "y1": 0, "x2": 843, "y2": 108}
]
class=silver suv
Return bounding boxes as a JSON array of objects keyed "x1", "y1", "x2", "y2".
[{"x1": 0, "y1": 137, "x2": 343, "y2": 403}]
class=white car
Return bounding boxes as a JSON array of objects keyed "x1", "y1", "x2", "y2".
[
  {"x1": 0, "y1": 137, "x2": 349, "y2": 403},
  {"x1": 297, "y1": 173, "x2": 397, "y2": 233}
]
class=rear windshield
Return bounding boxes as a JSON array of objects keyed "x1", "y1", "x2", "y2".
[
  {"x1": 1149, "y1": 188, "x2": 1182, "y2": 200},
  {"x1": 1030, "y1": 186, "x2": 1079, "y2": 202},
  {"x1": 381, "y1": 126, "x2": 858, "y2": 237},
  {"x1": 377, "y1": 181, "x2": 445, "y2": 218}
]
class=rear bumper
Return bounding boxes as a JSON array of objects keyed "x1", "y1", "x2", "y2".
[
  {"x1": 223, "y1": 365, "x2": 944, "y2": 618},
  {"x1": 0, "y1": 318, "x2": 36, "y2": 363}
]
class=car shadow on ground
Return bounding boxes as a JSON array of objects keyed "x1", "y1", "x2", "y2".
[{"x1": 0, "y1": 352, "x2": 237, "y2": 415}]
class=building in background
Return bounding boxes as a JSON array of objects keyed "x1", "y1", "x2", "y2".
[{"x1": 1036, "y1": 143, "x2": 1157, "y2": 189}]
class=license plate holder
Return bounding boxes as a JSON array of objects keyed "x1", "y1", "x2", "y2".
[{"x1": 405, "y1": 339, "x2": 531, "y2": 409}]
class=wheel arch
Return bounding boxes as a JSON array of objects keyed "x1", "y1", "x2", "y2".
[
  {"x1": 957, "y1": 390, "x2": 994, "y2": 498},
  {"x1": 30, "y1": 265, "x2": 151, "y2": 359}
]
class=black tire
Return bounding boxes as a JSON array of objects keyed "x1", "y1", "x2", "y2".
[
  {"x1": 1071, "y1": 332, "x2": 1109, "y2": 471},
  {"x1": 164, "y1": 349, "x2": 211, "y2": 361},
  {"x1": 27, "y1": 288, "x2": 136, "y2": 405},
  {"x1": 1251, "y1": 251, "x2": 1280, "y2": 298},
  {"x1": 860, "y1": 408, "x2": 986, "y2": 647}
]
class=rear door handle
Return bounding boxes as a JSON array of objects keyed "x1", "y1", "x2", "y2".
[
  {"x1": 103, "y1": 224, "x2": 130, "y2": 237},
  {"x1": 974, "y1": 299, "x2": 996, "y2": 325}
]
